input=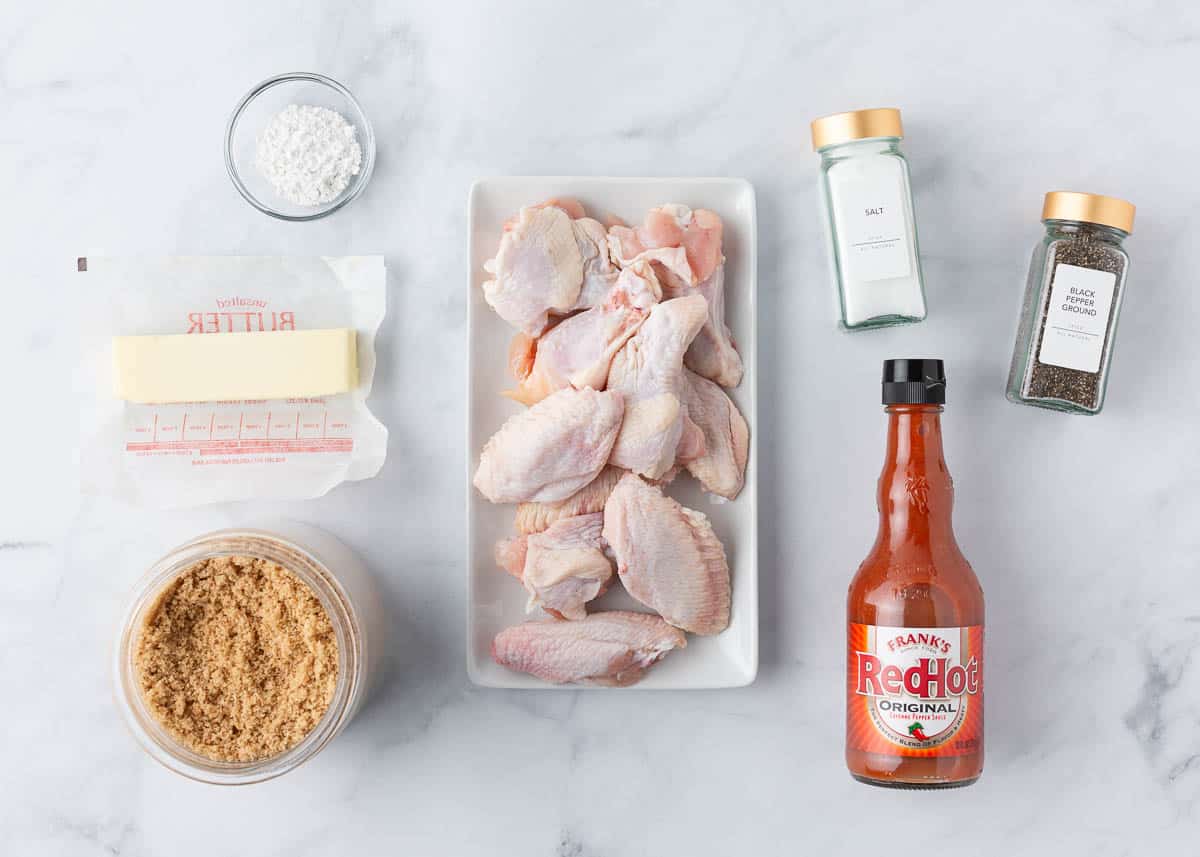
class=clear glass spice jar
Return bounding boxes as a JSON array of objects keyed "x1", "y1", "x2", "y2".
[
  {"x1": 113, "y1": 523, "x2": 384, "y2": 784},
  {"x1": 812, "y1": 108, "x2": 927, "y2": 330},
  {"x1": 1006, "y1": 191, "x2": 1135, "y2": 415}
]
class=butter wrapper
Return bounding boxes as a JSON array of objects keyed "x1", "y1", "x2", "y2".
[{"x1": 79, "y1": 256, "x2": 388, "y2": 507}]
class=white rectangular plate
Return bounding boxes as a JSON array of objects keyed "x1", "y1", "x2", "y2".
[{"x1": 467, "y1": 177, "x2": 758, "y2": 689}]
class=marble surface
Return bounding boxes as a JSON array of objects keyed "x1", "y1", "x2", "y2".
[{"x1": 3, "y1": 1, "x2": 1199, "y2": 853}]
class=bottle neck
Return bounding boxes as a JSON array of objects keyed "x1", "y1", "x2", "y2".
[{"x1": 876, "y1": 404, "x2": 955, "y2": 550}]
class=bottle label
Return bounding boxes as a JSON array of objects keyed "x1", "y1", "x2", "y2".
[
  {"x1": 1038, "y1": 263, "x2": 1116, "y2": 373},
  {"x1": 836, "y1": 177, "x2": 911, "y2": 283},
  {"x1": 847, "y1": 624, "x2": 983, "y2": 757}
]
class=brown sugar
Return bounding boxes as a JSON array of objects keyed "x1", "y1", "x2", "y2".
[{"x1": 134, "y1": 555, "x2": 339, "y2": 762}]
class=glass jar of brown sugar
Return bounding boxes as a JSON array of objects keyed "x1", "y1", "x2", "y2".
[
  {"x1": 1006, "y1": 191, "x2": 1135, "y2": 415},
  {"x1": 113, "y1": 524, "x2": 385, "y2": 784}
]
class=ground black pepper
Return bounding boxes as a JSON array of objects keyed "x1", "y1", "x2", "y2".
[{"x1": 1024, "y1": 229, "x2": 1127, "y2": 409}]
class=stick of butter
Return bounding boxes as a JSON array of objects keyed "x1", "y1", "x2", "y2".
[{"x1": 112, "y1": 328, "x2": 359, "y2": 403}]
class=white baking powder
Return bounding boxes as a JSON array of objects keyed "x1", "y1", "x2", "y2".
[{"x1": 255, "y1": 104, "x2": 363, "y2": 207}]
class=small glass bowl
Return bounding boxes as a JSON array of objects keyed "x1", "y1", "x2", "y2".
[
  {"x1": 225, "y1": 72, "x2": 376, "y2": 221},
  {"x1": 113, "y1": 524, "x2": 383, "y2": 785}
]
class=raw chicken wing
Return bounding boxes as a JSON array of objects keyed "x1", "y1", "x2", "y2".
[
  {"x1": 608, "y1": 235, "x2": 694, "y2": 293},
  {"x1": 524, "y1": 197, "x2": 587, "y2": 220},
  {"x1": 609, "y1": 393, "x2": 683, "y2": 478},
  {"x1": 496, "y1": 513, "x2": 613, "y2": 620},
  {"x1": 609, "y1": 206, "x2": 741, "y2": 387},
  {"x1": 474, "y1": 388, "x2": 623, "y2": 503},
  {"x1": 483, "y1": 206, "x2": 584, "y2": 336},
  {"x1": 570, "y1": 217, "x2": 620, "y2": 309},
  {"x1": 607, "y1": 204, "x2": 723, "y2": 287},
  {"x1": 515, "y1": 465, "x2": 624, "y2": 535},
  {"x1": 491, "y1": 611, "x2": 687, "y2": 686},
  {"x1": 505, "y1": 261, "x2": 660, "y2": 405},
  {"x1": 513, "y1": 468, "x2": 624, "y2": 532},
  {"x1": 603, "y1": 473, "x2": 731, "y2": 635},
  {"x1": 607, "y1": 294, "x2": 708, "y2": 479},
  {"x1": 494, "y1": 535, "x2": 527, "y2": 578},
  {"x1": 685, "y1": 263, "x2": 743, "y2": 387},
  {"x1": 681, "y1": 369, "x2": 749, "y2": 499},
  {"x1": 504, "y1": 199, "x2": 617, "y2": 312}
]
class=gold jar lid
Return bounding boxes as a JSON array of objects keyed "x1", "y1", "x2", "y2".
[
  {"x1": 1042, "y1": 191, "x2": 1135, "y2": 234},
  {"x1": 811, "y1": 108, "x2": 903, "y2": 150}
]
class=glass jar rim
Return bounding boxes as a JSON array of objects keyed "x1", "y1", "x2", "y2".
[
  {"x1": 113, "y1": 528, "x2": 365, "y2": 785},
  {"x1": 816, "y1": 135, "x2": 902, "y2": 154},
  {"x1": 1042, "y1": 217, "x2": 1130, "y2": 238}
]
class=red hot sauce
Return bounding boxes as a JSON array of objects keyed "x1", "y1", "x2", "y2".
[{"x1": 846, "y1": 359, "x2": 985, "y2": 788}]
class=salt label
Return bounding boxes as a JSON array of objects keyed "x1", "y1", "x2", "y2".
[
  {"x1": 838, "y1": 177, "x2": 911, "y2": 283},
  {"x1": 1038, "y1": 263, "x2": 1117, "y2": 373}
]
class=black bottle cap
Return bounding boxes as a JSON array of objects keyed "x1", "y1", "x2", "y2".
[{"x1": 882, "y1": 358, "x2": 947, "y2": 404}]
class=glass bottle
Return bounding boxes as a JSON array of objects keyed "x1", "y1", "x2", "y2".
[
  {"x1": 847, "y1": 359, "x2": 984, "y2": 789},
  {"x1": 812, "y1": 108, "x2": 927, "y2": 330},
  {"x1": 1006, "y1": 191, "x2": 1134, "y2": 415}
]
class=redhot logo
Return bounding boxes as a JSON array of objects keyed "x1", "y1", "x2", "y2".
[
  {"x1": 855, "y1": 653, "x2": 980, "y2": 700},
  {"x1": 848, "y1": 623, "x2": 983, "y2": 757}
]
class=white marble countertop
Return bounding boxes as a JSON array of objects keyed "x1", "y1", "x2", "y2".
[{"x1": 3, "y1": 1, "x2": 1199, "y2": 854}]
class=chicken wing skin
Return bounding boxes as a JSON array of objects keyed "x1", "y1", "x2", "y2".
[
  {"x1": 685, "y1": 263, "x2": 743, "y2": 388},
  {"x1": 474, "y1": 388, "x2": 624, "y2": 503},
  {"x1": 608, "y1": 206, "x2": 741, "y2": 387},
  {"x1": 514, "y1": 465, "x2": 624, "y2": 535},
  {"x1": 491, "y1": 611, "x2": 687, "y2": 686},
  {"x1": 607, "y1": 204, "x2": 723, "y2": 285},
  {"x1": 483, "y1": 206, "x2": 584, "y2": 336},
  {"x1": 570, "y1": 217, "x2": 621, "y2": 310},
  {"x1": 602, "y1": 473, "x2": 731, "y2": 635},
  {"x1": 505, "y1": 261, "x2": 660, "y2": 406},
  {"x1": 495, "y1": 513, "x2": 613, "y2": 621},
  {"x1": 609, "y1": 392, "x2": 679, "y2": 476},
  {"x1": 606, "y1": 294, "x2": 708, "y2": 479},
  {"x1": 681, "y1": 369, "x2": 749, "y2": 499}
]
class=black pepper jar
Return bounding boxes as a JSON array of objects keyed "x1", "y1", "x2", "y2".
[{"x1": 1006, "y1": 191, "x2": 1134, "y2": 415}]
